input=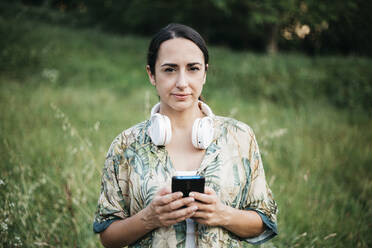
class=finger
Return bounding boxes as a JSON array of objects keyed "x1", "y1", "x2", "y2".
[
  {"x1": 189, "y1": 191, "x2": 215, "y2": 204},
  {"x1": 164, "y1": 196, "x2": 195, "y2": 212},
  {"x1": 191, "y1": 210, "x2": 215, "y2": 226},
  {"x1": 174, "y1": 211, "x2": 197, "y2": 223},
  {"x1": 163, "y1": 209, "x2": 197, "y2": 227},
  {"x1": 184, "y1": 210, "x2": 197, "y2": 219},
  {"x1": 190, "y1": 210, "x2": 209, "y2": 219},
  {"x1": 164, "y1": 205, "x2": 198, "y2": 221},
  {"x1": 204, "y1": 187, "x2": 215, "y2": 195},
  {"x1": 192, "y1": 217, "x2": 208, "y2": 225},
  {"x1": 187, "y1": 201, "x2": 213, "y2": 212},
  {"x1": 157, "y1": 186, "x2": 171, "y2": 196},
  {"x1": 153, "y1": 191, "x2": 183, "y2": 207}
]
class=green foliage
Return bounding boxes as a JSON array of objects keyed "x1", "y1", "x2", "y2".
[
  {"x1": 0, "y1": 14, "x2": 41, "y2": 78},
  {"x1": 206, "y1": 49, "x2": 372, "y2": 112},
  {"x1": 3, "y1": 0, "x2": 372, "y2": 55},
  {"x1": 0, "y1": 16, "x2": 371, "y2": 247}
]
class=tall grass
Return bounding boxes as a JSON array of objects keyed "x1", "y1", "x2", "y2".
[{"x1": 0, "y1": 15, "x2": 371, "y2": 247}]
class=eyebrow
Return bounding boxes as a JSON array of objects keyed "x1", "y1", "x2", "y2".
[
  {"x1": 188, "y1": 62, "x2": 202, "y2": 66},
  {"x1": 161, "y1": 63, "x2": 177, "y2": 67},
  {"x1": 160, "y1": 62, "x2": 202, "y2": 67}
]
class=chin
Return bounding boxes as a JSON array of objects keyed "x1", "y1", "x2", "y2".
[{"x1": 166, "y1": 99, "x2": 196, "y2": 112}]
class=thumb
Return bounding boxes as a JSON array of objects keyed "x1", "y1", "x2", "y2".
[{"x1": 157, "y1": 186, "x2": 171, "y2": 196}]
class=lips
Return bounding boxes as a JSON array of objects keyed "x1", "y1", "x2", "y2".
[
  {"x1": 172, "y1": 93, "x2": 191, "y2": 100},
  {"x1": 173, "y1": 93, "x2": 190, "y2": 97}
]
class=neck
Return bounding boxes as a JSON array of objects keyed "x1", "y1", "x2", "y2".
[{"x1": 160, "y1": 102, "x2": 205, "y2": 129}]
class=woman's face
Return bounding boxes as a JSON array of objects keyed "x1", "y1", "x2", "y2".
[{"x1": 147, "y1": 38, "x2": 207, "y2": 113}]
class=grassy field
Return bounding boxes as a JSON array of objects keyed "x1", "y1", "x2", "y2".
[{"x1": 1, "y1": 14, "x2": 371, "y2": 248}]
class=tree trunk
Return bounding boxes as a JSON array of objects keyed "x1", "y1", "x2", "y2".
[{"x1": 266, "y1": 24, "x2": 279, "y2": 55}]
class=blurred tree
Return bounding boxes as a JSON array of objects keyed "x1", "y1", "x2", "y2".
[
  {"x1": 8, "y1": 0, "x2": 372, "y2": 56},
  {"x1": 244, "y1": 0, "x2": 298, "y2": 54},
  {"x1": 313, "y1": 0, "x2": 372, "y2": 56},
  {"x1": 210, "y1": 0, "x2": 347, "y2": 54}
]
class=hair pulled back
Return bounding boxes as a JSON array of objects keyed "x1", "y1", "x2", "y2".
[{"x1": 147, "y1": 23, "x2": 209, "y2": 75}]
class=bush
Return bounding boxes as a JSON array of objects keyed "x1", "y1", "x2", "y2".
[
  {"x1": 319, "y1": 58, "x2": 372, "y2": 111},
  {"x1": 207, "y1": 51, "x2": 372, "y2": 112},
  {"x1": 0, "y1": 14, "x2": 41, "y2": 79}
]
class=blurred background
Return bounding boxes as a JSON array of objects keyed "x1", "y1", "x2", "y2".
[{"x1": 0, "y1": 0, "x2": 371, "y2": 247}]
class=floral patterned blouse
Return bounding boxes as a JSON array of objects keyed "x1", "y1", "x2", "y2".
[{"x1": 93, "y1": 115, "x2": 278, "y2": 247}]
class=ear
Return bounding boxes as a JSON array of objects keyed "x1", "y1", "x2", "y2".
[
  {"x1": 146, "y1": 65, "x2": 156, "y2": 86},
  {"x1": 202, "y1": 64, "x2": 208, "y2": 85}
]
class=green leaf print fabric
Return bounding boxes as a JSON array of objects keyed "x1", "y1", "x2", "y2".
[{"x1": 93, "y1": 116, "x2": 278, "y2": 247}]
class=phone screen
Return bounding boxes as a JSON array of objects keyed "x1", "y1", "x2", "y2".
[{"x1": 171, "y1": 175, "x2": 205, "y2": 197}]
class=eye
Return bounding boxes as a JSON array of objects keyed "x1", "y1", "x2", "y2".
[
  {"x1": 164, "y1": 67, "x2": 176, "y2": 72},
  {"x1": 190, "y1": 66, "x2": 200, "y2": 71}
]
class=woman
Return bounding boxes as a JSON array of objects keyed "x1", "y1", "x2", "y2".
[{"x1": 93, "y1": 23, "x2": 278, "y2": 247}]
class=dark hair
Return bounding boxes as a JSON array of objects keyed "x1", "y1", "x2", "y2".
[{"x1": 147, "y1": 23, "x2": 209, "y2": 75}]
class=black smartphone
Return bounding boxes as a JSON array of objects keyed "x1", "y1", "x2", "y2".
[{"x1": 172, "y1": 175, "x2": 205, "y2": 197}]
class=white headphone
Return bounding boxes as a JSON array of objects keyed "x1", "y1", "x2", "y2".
[{"x1": 148, "y1": 101, "x2": 215, "y2": 149}]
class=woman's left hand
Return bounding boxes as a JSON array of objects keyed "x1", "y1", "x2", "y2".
[{"x1": 188, "y1": 187, "x2": 229, "y2": 226}]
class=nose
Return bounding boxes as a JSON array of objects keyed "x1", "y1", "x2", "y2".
[{"x1": 176, "y1": 70, "x2": 188, "y2": 89}]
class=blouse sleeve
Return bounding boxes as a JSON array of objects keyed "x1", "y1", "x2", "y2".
[
  {"x1": 242, "y1": 127, "x2": 278, "y2": 244},
  {"x1": 93, "y1": 134, "x2": 130, "y2": 233}
]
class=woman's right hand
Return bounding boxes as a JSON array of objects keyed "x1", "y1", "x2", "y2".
[{"x1": 143, "y1": 187, "x2": 198, "y2": 229}]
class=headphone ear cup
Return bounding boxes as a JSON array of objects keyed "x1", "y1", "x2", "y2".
[
  {"x1": 163, "y1": 115, "x2": 172, "y2": 145},
  {"x1": 149, "y1": 113, "x2": 172, "y2": 146},
  {"x1": 192, "y1": 117, "x2": 214, "y2": 149},
  {"x1": 192, "y1": 118, "x2": 201, "y2": 149}
]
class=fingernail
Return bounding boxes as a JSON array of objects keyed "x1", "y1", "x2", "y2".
[
  {"x1": 178, "y1": 192, "x2": 183, "y2": 197},
  {"x1": 192, "y1": 206, "x2": 198, "y2": 211},
  {"x1": 189, "y1": 193, "x2": 195, "y2": 197}
]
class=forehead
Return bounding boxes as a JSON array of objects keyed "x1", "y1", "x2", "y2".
[{"x1": 156, "y1": 38, "x2": 204, "y2": 64}]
